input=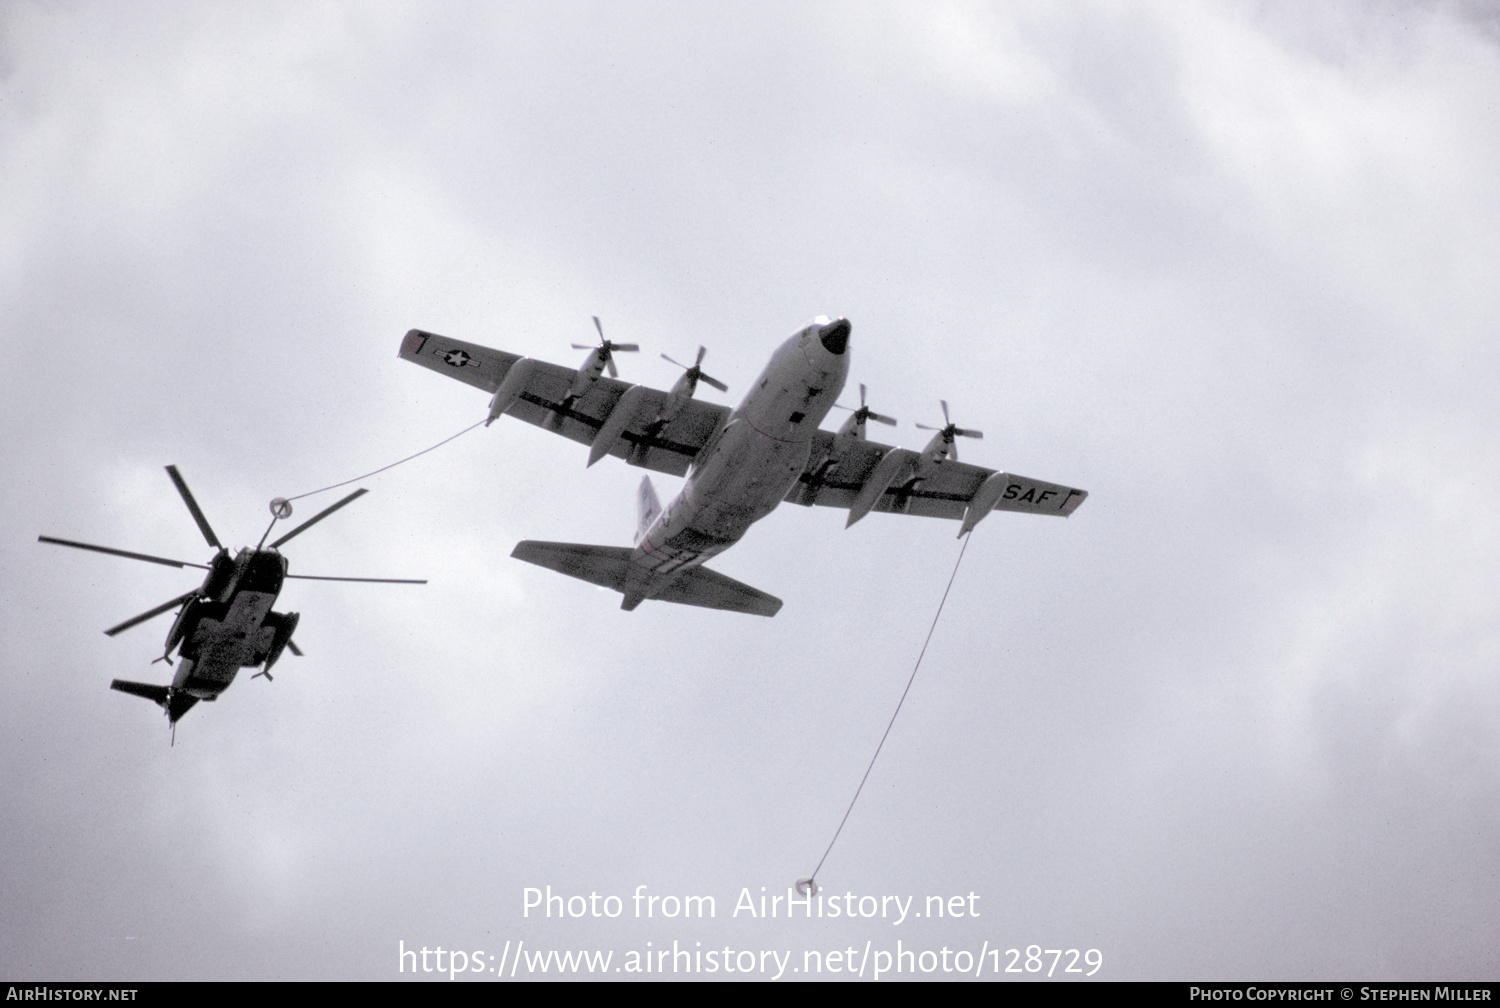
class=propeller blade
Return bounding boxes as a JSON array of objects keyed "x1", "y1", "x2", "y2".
[
  {"x1": 166, "y1": 465, "x2": 221, "y2": 549},
  {"x1": 869, "y1": 412, "x2": 896, "y2": 426},
  {"x1": 286, "y1": 574, "x2": 427, "y2": 584},
  {"x1": 287, "y1": 640, "x2": 304, "y2": 657},
  {"x1": 571, "y1": 344, "x2": 593, "y2": 350},
  {"x1": 955, "y1": 427, "x2": 984, "y2": 439},
  {"x1": 105, "y1": 591, "x2": 197, "y2": 637},
  {"x1": 606, "y1": 354, "x2": 618, "y2": 379},
  {"x1": 860, "y1": 383, "x2": 868, "y2": 407},
  {"x1": 38, "y1": 536, "x2": 208, "y2": 570},
  {"x1": 915, "y1": 423, "x2": 940, "y2": 431},
  {"x1": 611, "y1": 343, "x2": 639, "y2": 353},
  {"x1": 593, "y1": 315, "x2": 605, "y2": 340},
  {"x1": 269, "y1": 488, "x2": 368, "y2": 549},
  {"x1": 661, "y1": 348, "x2": 725, "y2": 393}
]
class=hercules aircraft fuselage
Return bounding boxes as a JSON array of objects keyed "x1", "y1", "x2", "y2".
[{"x1": 620, "y1": 317, "x2": 850, "y2": 607}]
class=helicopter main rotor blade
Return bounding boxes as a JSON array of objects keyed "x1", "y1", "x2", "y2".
[
  {"x1": 105, "y1": 591, "x2": 198, "y2": 637},
  {"x1": 269, "y1": 489, "x2": 368, "y2": 549},
  {"x1": 287, "y1": 574, "x2": 427, "y2": 584},
  {"x1": 38, "y1": 536, "x2": 208, "y2": 570},
  {"x1": 165, "y1": 465, "x2": 222, "y2": 549}
]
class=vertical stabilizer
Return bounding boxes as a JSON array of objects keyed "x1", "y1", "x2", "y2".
[{"x1": 635, "y1": 476, "x2": 662, "y2": 543}]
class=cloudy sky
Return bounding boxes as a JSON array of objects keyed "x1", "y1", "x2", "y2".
[{"x1": 3, "y1": 0, "x2": 1497, "y2": 982}]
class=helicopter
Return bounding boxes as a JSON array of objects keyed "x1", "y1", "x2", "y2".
[{"x1": 40, "y1": 465, "x2": 424, "y2": 735}]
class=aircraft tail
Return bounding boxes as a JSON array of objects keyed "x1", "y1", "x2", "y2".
[
  {"x1": 511, "y1": 540, "x2": 782, "y2": 617},
  {"x1": 511, "y1": 541, "x2": 634, "y2": 591},
  {"x1": 635, "y1": 476, "x2": 662, "y2": 544},
  {"x1": 652, "y1": 565, "x2": 782, "y2": 616},
  {"x1": 111, "y1": 679, "x2": 169, "y2": 706},
  {"x1": 111, "y1": 680, "x2": 199, "y2": 723}
]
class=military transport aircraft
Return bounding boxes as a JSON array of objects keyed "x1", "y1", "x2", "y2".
[{"x1": 399, "y1": 317, "x2": 1086, "y2": 616}]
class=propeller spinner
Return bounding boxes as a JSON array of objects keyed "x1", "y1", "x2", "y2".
[
  {"x1": 915, "y1": 400, "x2": 983, "y2": 461},
  {"x1": 833, "y1": 383, "x2": 897, "y2": 438},
  {"x1": 571, "y1": 316, "x2": 639, "y2": 379},
  {"x1": 661, "y1": 345, "x2": 728, "y2": 394}
]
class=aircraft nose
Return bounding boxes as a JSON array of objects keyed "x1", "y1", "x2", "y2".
[{"x1": 818, "y1": 318, "x2": 851, "y2": 355}]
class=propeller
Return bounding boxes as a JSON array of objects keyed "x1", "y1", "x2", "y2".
[
  {"x1": 661, "y1": 345, "x2": 729, "y2": 394},
  {"x1": 571, "y1": 316, "x2": 639, "y2": 378},
  {"x1": 834, "y1": 383, "x2": 897, "y2": 430},
  {"x1": 916, "y1": 400, "x2": 983, "y2": 460},
  {"x1": 104, "y1": 590, "x2": 198, "y2": 637}
]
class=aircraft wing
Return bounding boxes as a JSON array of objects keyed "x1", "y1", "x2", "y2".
[
  {"x1": 399, "y1": 329, "x2": 729, "y2": 477},
  {"x1": 784, "y1": 430, "x2": 1087, "y2": 534}
]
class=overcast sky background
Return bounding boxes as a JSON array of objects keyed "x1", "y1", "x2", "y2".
[{"x1": 3, "y1": 0, "x2": 1498, "y2": 982}]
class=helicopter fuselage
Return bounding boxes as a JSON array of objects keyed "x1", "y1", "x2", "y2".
[
  {"x1": 167, "y1": 548, "x2": 298, "y2": 702},
  {"x1": 44, "y1": 464, "x2": 420, "y2": 733}
]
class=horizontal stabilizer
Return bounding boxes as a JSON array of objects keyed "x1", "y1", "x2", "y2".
[
  {"x1": 111, "y1": 680, "x2": 199, "y2": 723},
  {"x1": 510, "y1": 540, "x2": 782, "y2": 616},
  {"x1": 511, "y1": 541, "x2": 633, "y2": 590},
  {"x1": 111, "y1": 680, "x2": 169, "y2": 706},
  {"x1": 653, "y1": 565, "x2": 782, "y2": 617}
]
